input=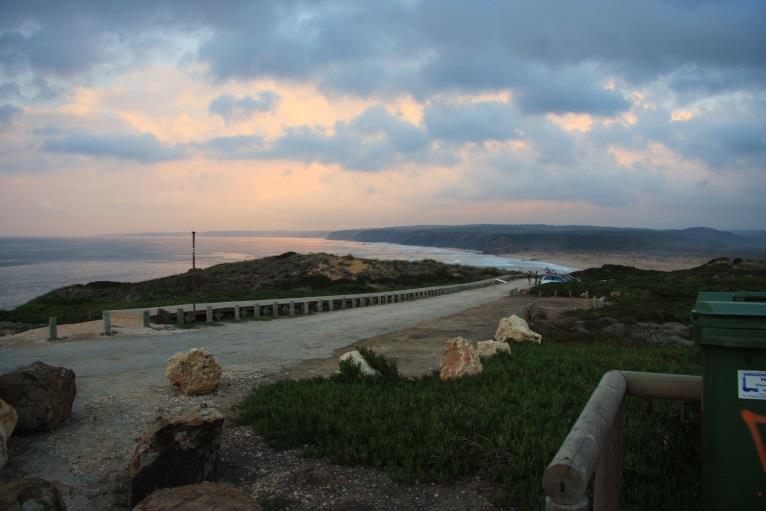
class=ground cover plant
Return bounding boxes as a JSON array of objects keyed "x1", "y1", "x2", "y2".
[
  {"x1": 240, "y1": 337, "x2": 702, "y2": 510},
  {"x1": 533, "y1": 258, "x2": 766, "y2": 324},
  {"x1": 0, "y1": 252, "x2": 510, "y2": 325}
]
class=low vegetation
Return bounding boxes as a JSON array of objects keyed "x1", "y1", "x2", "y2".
[
  {"x1": 241, "y1": 337, "x2": 701, "y2": 510},
  {"x1": 0, "y1": 252, "x2": 509, "y2": 325},
  {"x1": 534, "y1": 257, "x2": 766, "y2": 324}
]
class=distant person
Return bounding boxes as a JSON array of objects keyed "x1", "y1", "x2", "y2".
[
  {"x1": 527, "y1": 271, "x2": 532, "y2": 285},
  {"x1": 534, "y1": 271, "x2": 539, "y2": 285},
  {"x1": 545, "y1": 266, "x2": 552, "y2": 275}
]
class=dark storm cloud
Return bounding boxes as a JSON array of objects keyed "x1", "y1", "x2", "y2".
[
  {"x1": 43, "y1": 132, "x2": 184, "y2": 163},
  {"x1": 3, "y1": 1, "x2": 762, "y2": 115},
  {"x1": 208, "y1": 91, "x2": 281, "y2": 122}
]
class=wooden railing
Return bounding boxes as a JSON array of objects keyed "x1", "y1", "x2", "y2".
[{"x1": 542, "y1": 370, "x2": 702, "y2": 510}]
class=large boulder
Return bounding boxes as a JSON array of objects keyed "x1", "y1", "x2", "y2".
[
  {"x1": 165, "y1": 348, "x2": 222, "y2": 395},
  {"x1": 476, "y1": 340, "x2": 511, "y2": 359},
  {"x1": 0, "y1": 478, "x2": 67, "y2": 510},
  {"x1": 0, "y1": 361, "x2": 76, "y2": 432},
  {"x1": 439, "y1": 337, "x2": 483, "y2": 381},
  {"x1": 338, "y1": 350, "x2": 378, "y2": 376},
  {"x1": 132, "y1": 481, "x2": 260, "y2": 511},
  {"x1": 0, "y1": 398, "x2": 17, "y2": 468},
  {"x1": 129, "y1": 407, "x2": 224, "y2": 508},
  {"x1": 495, "y1": 315, "x2": 542, "y2": 344}
]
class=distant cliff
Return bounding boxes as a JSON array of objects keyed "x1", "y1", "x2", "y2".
[{"x1": 327, "y1": 224, "x2": 766, "y2": 257}]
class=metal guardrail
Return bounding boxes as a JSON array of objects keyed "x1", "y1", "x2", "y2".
[
  {"x1": 103, "y1": 274, "x2": 516, "y2": 327},
  {"x1": 543, "y1": 370, "x2": 702, "y2": 511}
]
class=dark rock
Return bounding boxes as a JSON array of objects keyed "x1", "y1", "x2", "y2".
[
  {"x1": 629, "y1": 322, "x2": 693, "y2": 345},
  {"x1": 132, "y1": 481, "x2": 260, "y2": 510},
  {"x1": 128, "y1": 407, "x2": 224, "y2": 508},
  {"x1": 0, "y1": 361, "x2": 76, "y2": 432},
  {"x1": 0, "y1": 478, "x2": 67, "y2": 510},
  {"x1": 601, "y1": 323, "x2": 627, "y2": 337},
  {"x1": 156, "y1": 309, "x2": 172, "y2": 323}
]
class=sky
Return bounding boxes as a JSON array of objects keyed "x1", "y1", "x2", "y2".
[{"x1": 0, "y1": 0, "x2": 765, "y2": 236}]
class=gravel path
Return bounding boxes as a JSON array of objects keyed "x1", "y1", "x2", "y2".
[{"x1": 0, "y1": 281, "x2": 525, "y2": 510}]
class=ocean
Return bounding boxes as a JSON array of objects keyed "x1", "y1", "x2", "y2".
[{"x1": 0, "y1": 236, "x2": 573, "y2": 310}]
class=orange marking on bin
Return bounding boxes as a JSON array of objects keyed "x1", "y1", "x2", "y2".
[{"x1": 741, "y1": 409, "x2": 766, "y2": 472}]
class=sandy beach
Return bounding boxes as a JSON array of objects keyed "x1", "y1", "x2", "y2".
[{"x1": 504, "y1": 251, "x2": 712, "y2": 272}]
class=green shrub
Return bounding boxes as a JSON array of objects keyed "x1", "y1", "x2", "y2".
[
  {"x1": 240, "y1": 339, "x2": 701, "y2": 510},
  {"x1": 358, "y1": 347, "x2": 399, "y2": 381}
]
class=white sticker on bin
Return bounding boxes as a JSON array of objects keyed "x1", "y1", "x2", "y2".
[{"x1": 738, "y1": 370, "x2": 766, "y2": 400}]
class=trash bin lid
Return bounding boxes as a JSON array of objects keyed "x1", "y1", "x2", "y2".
[{"x1": 693, "y1": 292, "x2": 766, "y2": 348}]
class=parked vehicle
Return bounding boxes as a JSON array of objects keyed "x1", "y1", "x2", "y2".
[{"x1": 539, "y1": 275, "x2": 569, "y2": 285}]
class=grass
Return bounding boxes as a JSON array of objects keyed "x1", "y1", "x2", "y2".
[{"x1": 240, "y1": 336, "x2": 701, "y2": 510}]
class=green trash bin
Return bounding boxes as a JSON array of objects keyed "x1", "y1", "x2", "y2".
[{"x1": 692, "y1": 292, "x2": 766, "y2": 510}]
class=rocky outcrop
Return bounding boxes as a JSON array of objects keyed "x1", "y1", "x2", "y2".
[
  {"x1": 0, "y1": 398, "x2": 17, "y2": 468},
  {"x1": 339, "y1": 351, "x2": 378, "y2": 376},
  {"x1": 495, "y1": 315, "x2": 542, "y2": 344},
  {"x1": 0, "y1": 478, "x2": 67, "y2": 510},
  {"x1": 129, "y1": 407, "x2": 225, "y2": 508},
  {"x1": 476, "y1": 340, "x2": 511, "y2": 359},
  {"x1": 439, "y1": 337, "x2": 483, "y2": 381},
  {"x1": 132, "y1": 481, "x2": 260, "y2": 510},
  {"x1": 0, "y1": 361, "x2": 76, "y2": 432},
  {"x1": 165, "y1": 348, "x2": 222, "y2": 395}
]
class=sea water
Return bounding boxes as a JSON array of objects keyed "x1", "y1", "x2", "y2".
[{"x1": 0, "y1": 236, "x2": 573, "y2": 310}]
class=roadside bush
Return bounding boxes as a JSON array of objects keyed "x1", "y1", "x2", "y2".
[{"x1": 358, "y1": 347, "x2": 399, "y2": 381}]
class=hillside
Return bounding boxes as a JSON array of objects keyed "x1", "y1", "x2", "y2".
[
  {"x1": 327, "y1": 224, "x2": 766, "y2": 257},
  {"x1": 536, "y1": 257, "x2": 766, "y2": 324},
  {"x1": 0, "y1": 252, "x2": 508, "y2": 325}
]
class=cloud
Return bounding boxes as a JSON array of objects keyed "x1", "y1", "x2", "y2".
[
  {"x1": 204, "y1": 104, "x2": 432, "y2": 170},
  {"x1": 0, "y1": 103, "x2": 22, "y2": 130},
  {"x1": 0, "y1": 81, "x2": 20, "y2": 99},
  {"x1": 424, "y1": 99, "x2": 517, "y2": 142},
  {"x1": 208, "y1": 91, "x2": 281, "y2": 122},
  {"x1": 42, "y1": 132, "x2": 185, "y2": 163}
]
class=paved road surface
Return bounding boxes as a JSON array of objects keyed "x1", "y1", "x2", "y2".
[{"x1": 0, "y1": 280, "x2": 527, "y2": 510}]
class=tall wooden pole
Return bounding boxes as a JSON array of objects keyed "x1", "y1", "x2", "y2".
[{"x1": 192, "y1": 231, "x2": 196, "y2": 320}]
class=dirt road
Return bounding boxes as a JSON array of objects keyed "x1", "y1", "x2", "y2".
[{"x1": 0, "y1": 280, "x2": 528, "y2": 509}]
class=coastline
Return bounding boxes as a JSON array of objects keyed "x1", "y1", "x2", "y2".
[{"x1": 501, "y1": 251, "x2": 712, "y2": 272}]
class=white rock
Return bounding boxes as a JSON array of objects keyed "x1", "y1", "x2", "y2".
[
  {"x1": 476, "y1": 340, "x2": 511, "y2": 358},
  {"x1": 339, "y1": 350, "x2": 378, "y2": 376},
  {"x1": 495, "y1": 314, "x2": 542, "y2": 344}
]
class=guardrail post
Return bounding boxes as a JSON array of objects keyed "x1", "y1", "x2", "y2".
[
  {"x1": 48, "y1": 317, "x2": 57, "y2": 340},
  {"x1": 177, "y1": 308, "x2": 184, "y2": 326},
  {"x1": 254, "y1": 304, "x2": 260, "y2": 319},
  {"x1": 143, "y1": 310, "x2": 151, "y2": 327},
  {"x1": 272, "y1": 302, "x2": 279, "y2": 318},
  {"x1": 289, "y1": 301, "x2": 295, "y2": 317},
  {"x1": 234, "y1": 305, "x2": 241, "y2": 321},
  {"x1": 206, "y1": 305, "x2": 213, "y2": 323},
  {"x1": 328, "y1": 298, "x2": 334, "y2": 311},
  {"x1": 103, "y1": 311, "x2": 111, "y2": 335}
]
